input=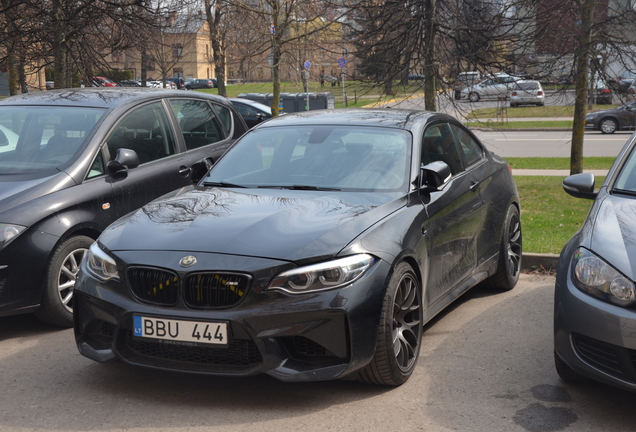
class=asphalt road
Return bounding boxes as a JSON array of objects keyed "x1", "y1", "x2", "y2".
[{"x1": 2, "y1": 274, "x2": 636, "y2": 432}]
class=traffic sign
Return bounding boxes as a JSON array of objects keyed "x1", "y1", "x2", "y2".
[
  {"x1": 304, "y1": 60, "x2": 311, "y2": 70},
  {"x1": 337, "y1": 57, "x2": 347, "y2": 68}
]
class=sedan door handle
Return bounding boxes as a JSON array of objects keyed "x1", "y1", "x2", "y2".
[
  {"x1": 469, "y1": 181, "x2": 480, "y2": 191},
  {"x1": 179, "y1": 166, "x2": 192, "y2": 178}
]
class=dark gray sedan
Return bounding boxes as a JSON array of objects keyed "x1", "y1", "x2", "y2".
[
  {"x1": 585, "y1": 101, "x2": 636, "y2": 134},
  {"x1": 74, "y1": 109, "x2": 521, "y2": 385},
  {"x1": 555, "y1": 131, "x2": 636, "y2": 391}
]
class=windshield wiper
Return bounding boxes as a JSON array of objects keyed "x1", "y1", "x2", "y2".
[
  {"x1": 257, "y1": 185, "x2": 342, "y2": 191},
  {"x1": 202, "y1": 181, "x2": 247, "y2": 188}
]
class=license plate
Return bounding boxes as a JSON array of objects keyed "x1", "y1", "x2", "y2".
[{"x1": 133, "y1": 315, "x2": 228, "y2": 347}]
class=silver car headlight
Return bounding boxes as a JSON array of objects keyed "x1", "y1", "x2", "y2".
[
  {"x1": 0, "y1": 224, "x2": 27, "y2": 247},
  {"x1": 267, "y1": 254, "x2": 375, "y2": 294},
  {"x1": 86, "y1": 242, "x2": 120, "y2": 281},
  {"x1": 571, "y1": 247, "x2": 635, "y2": 307}
]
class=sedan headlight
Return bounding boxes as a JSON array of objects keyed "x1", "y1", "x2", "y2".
[
  {"x1": 267, "y1": 254, "x2": 375, "y2": 294},
  {"x1": 86, "y1": 242, "x2": 120, "y2": 281},
  {"x1": 0, "y1": 224, "x2": 26, "y2": 247},
  {"x1": 586, "y1": 113, "x2": 597, "y2": 119},
  {"x1": 571, "y1": 247, "x2": 635, "y2": 307}
]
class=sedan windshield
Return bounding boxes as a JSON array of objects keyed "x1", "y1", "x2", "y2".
[
  {"x1": 0, "y1": 106, "x2": 106, "y2": 175},
  {"x1": 614, "y1": 146, "x2": 636, "y2": 195},
  {"x1": 205, "y1": 125, "x2": 412, "y2": 191}
]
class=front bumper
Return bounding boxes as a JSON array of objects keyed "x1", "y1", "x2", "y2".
[
  {"x1": 554, "y1": 262, "x2": 636, "y2": 392},
  {"x1": 74, "y1": 250, "x2": 391, "y2": 382}
]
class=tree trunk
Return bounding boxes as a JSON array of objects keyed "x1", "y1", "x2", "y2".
[
  {"x1": 53, "y1": 0, "x2": 67, "y2": 89},
  {"x1": 570, "y1": 0, "x2": 595, "y2": 175},
  {"x1": 423, "y1": 0, "x2": 437, "y2": 111},
  {"x1": 271, "y1": 39, "x2": 282, "y2": 116}
]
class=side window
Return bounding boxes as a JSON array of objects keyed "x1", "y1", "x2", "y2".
[
  {"x1": 450, "y1": 124, "x2": 484, "y2": 168},
  {"x1": 105, "y1": 102, "x2": 176, "y2": 164},
  {"x1": 87, "y1": 151, "x2": 105, "y2": 179},
  {"x1": 212, "y1": 104, "x2": 232, "y2": 134},
  {"x1": 233, "y1": 104, "x2": 258, "y2": 117},
  {"x1": 422, "y1": 123, "x2": 463, "y2": 175},
  {"x1": 169, "y1": 99, "x2": 225, "y2": 150}
]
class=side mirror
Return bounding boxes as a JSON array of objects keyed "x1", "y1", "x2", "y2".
[
  {"x1": 107, "y1": 148, "x2": 140, "y2": 174},
  {"x1": 420, "y1": 161, "x2": 451, "y2": 191},
  {"x1": 563, "y1": 173, "x2": 597, "y2": 200},
  {"x1": 191, "y1": 157, "x2": 214, "y2": 183}
]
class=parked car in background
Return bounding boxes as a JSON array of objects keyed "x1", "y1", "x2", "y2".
[
  {"x1": 167, "y1": 77, "x2": 186, "y2": 89},
  {"x1": 509, "y1": 80, "x2": 545, "y2": 107},
  {"x1": 585, "y1": 101, "x2": 636, "y2": 134},
  {"x1": 118, "y1": 80, "x2": 141, "y2": 87},
  {"x1": 460, "y1": 73, "x2": 521, "y2": 102},
  {"x1": 454, "y1": 71, "x2": 481, "y2": 99},
  {"x1": 74, "y1": 108, "x2": 522, "y2": 386},
  {"x1": 92, "y1": 77, "x2": 118, "y2": 87},
  {"x1": 45, "y1": 81, "x2": 54, "y2": 90},
  {"x1": 185, "y1": 79, "x2": 216, "y2": 90},
  {"x1": 554, "y1": 133, "x2": 636, "y2": 392},
  {"x1": 616, "y1": 70, "x2": 636, "y2": 93},
  {"x1": 407, "y1": 73, "x2": 425, "y2": 81},
  {"x1": 0, "y1": 88, "x2": 248, "y2": 327},
  {"x1": 591, "y1": 78, "x2": 613, "y2": 105},
  {"x1": 628, "y1": 79, "x2": 636, "y2": 95},
  {"x1": 229, "y1": 97, "x2": 272, "y2": 129}
]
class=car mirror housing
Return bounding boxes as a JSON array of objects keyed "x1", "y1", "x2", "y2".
[
  {"x1": 563, "y1": 173, "x2": 597, "y2": 199},
  {"x1": 420, "y1": 161, "x2": 451, "y2": 191},
  {"x1": 107, "y1": 148, "x2": 140, "y2": 174}
]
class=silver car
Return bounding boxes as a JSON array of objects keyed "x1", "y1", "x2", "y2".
[
  {"x1": 509, "y1": 80, "x2": 545, "y2": 107},
  {"x1": 554, "y1": 132, "x2": 636, "y2": 392},
  {"x1": 460, "y1": 73, "x2": 521, "y2": 102}
]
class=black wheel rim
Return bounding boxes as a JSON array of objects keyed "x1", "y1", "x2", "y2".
[
  {"x1": 506, "y1": 212, "x2": 522, "y2": 279},
  {"x1": 392, "y1": 273, "x2": 422, "y2": 372}
]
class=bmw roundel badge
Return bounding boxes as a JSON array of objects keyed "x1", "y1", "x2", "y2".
[{"x1": 179, "y1": 255, "x2": 197, "y2": 268}]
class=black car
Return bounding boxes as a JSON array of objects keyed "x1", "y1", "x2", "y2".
[
  {"x1": 554, "y1": 132, "x2": 636, "y2": 392},
  {"x1": 0, "y1": 88, "x2": 248, "y2": 327},
  {"x1": 616, "y1": 70, "x2": 636, "y2": 93},
  {"x1": 585, "y1": 101, "x2": 636, "y2": 134},
  {"x1": 229, "y1": 98, "x2": 273, "y2": 129},
  {"x1": 185, "y1": 79, "x2": 217, "y2": 90},
  {"x1": 167, "y1": 77, "x2": 186, "y2": 90},
  {"x1": 74, "y1": 108, "x2": 522, "y2": 385}
]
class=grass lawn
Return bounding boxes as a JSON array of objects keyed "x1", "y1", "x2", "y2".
[
  {"x1": 465, "y1": 120, "x2": 573, "y2": 129},
  {"x1": 468, "y1": 105, "x2": 619, "y2": 118},
  {"x1": 505, "y1": 157, "x2": 615, "y2": 170},
  {"x1": 515, "y1": 176, "x2": 601, "y2": 254}
]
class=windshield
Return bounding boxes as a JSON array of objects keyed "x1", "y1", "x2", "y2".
[
  {"x1": 614, "y1": 146, "x2": 636, "y2": 194},
  {"x1": 204, "y1": 125, "x2": 412, "y2": 191},
  {"x1": 0, "y1": 106, "x2": 106, "y2": 175}
]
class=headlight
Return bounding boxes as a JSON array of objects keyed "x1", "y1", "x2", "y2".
[
  {"x1": 267, "y1": 254, "x2": 375, "y2": 294},
  {"x1": 0, "y1": 224, "x2": 27, "y2": 246},
  {"x1": 586, "y1": 113, "x2": 597, "y2": 119},
  {"x1": 571, "y1": 247, "x2": 635, "y2": 307},
  {"x1": 86, "y1": 242, "x2": 120, "y2": 281}
]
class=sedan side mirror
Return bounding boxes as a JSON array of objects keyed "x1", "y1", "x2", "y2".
[
  {"x1": 563, "y1": 173, "x2": 597, "y2": 200},
  {"x1": 420, "y1": 161, "x2": 451, "y2": 191},
  {"x1": 107, "y1": 148, "x2": 140, "y2": 174}
]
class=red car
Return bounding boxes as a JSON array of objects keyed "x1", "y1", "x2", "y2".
[{"x1": 92, "y1": 77, "x2": 118, "y2": 87}]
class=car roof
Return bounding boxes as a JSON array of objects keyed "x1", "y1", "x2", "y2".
[
  {"x1": 255, "y1": 108, "x2": 450, "y2": 130},
  {"x1": 0, "y1": 87, "x2": 233, "y2": 109}
]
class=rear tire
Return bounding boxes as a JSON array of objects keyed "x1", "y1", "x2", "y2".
[
  {"x1": 35, "y1": 235, "x2": 94, "y2": 327},
  {"x1": 358, "y1": 262, "x2": 423, "y2": 386},
  {"x1": 486, "y1": 205, "x2": 522, "y2": 291}
]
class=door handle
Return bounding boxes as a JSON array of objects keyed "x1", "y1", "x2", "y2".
[
  {"x1": 469, "y1": 181, "x2": 480, "y2": 191},
  {"x1": 179, "y1": 166, "x2": 192, "y2": 177}
]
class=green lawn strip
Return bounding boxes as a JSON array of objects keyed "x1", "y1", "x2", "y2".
[
  {"x1": 505, "y1": 157, "x2": 615, "y2": 170},
  {"x1": 515, "y1": 176, "x2": 602, "y2": 254},
  {"x1": 469, "y1": 105, "x2": 619, "y2": 119},
  {"x1": 466, "y1": 120, "x2": 573, "y2": 129}
]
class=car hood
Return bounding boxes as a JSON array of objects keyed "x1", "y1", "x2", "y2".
[
  {"x1": 0, "y1": 171, "x2": 76, "y2": 222},
  {"x1": 587, "y1": 108, "x2": 619, "y2": 118},
  {"x1": 589, "y1": 194, "x2": 636, "y2": 280},
  {"x1": 100, "y1": 187, "x2": 406, "y2": 262}
]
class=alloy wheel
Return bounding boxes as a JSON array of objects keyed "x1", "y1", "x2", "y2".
[
  {"x1": 392, "y1": 272, "x2": 422, "y2": 371},
  {"x1": 56, "y1": 247, "x2": 88, "y2": 313},
  {"x1": 600, "y1": 118, "x2": 617, "y2": 134},
  {"x1": 506, "y1": 211, "x2": 522, "y2": 279}
]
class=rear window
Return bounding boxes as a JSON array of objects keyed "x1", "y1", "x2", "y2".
[{"x1": 516, "y1": 82, "x2": 540, "y2": 90}]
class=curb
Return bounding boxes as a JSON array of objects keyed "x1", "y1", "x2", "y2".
[{"x1": 522, "y1": 252, "x2": 560, "y2": 272}]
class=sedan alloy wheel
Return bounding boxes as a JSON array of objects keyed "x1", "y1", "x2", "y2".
[{"x1": 600, "y1": 118, "x2": 618, "y2": 134}]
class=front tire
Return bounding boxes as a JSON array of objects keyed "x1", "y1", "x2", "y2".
[
  {"x1": 468, "y1": 92, "x2": 480, "y2": 102},
  {"x1": 600, "y1": 118, "x2": 617, "y2": 134},
  {"x1": 358, "y1": 262, "x2": 423, "y2": 386},
  {"x1": 486, "y1": 205, "x2": 522, "y2": 291},
  {"x1": 35, "y1": 235, "x2": 94, "y2": 327}
]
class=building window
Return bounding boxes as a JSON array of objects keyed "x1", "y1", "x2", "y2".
[{"x1": 173, "y1": 44, "x2": 183, "y2": 58}]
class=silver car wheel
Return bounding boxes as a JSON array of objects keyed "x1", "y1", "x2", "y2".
[
  {"x1": 600, "y1": 118, "x2": 617, "y2": 134},
  {"x1": 56, "y1": 247, "x2": 88, "y2": 313}
]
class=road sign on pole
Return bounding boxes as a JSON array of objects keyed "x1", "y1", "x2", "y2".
[
  {"x1": 304, "y1": 60, "x2": 311, "y2": 70},
  {"x1": 337, "y1": 57, "x2": 347, "y2": 68}
]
